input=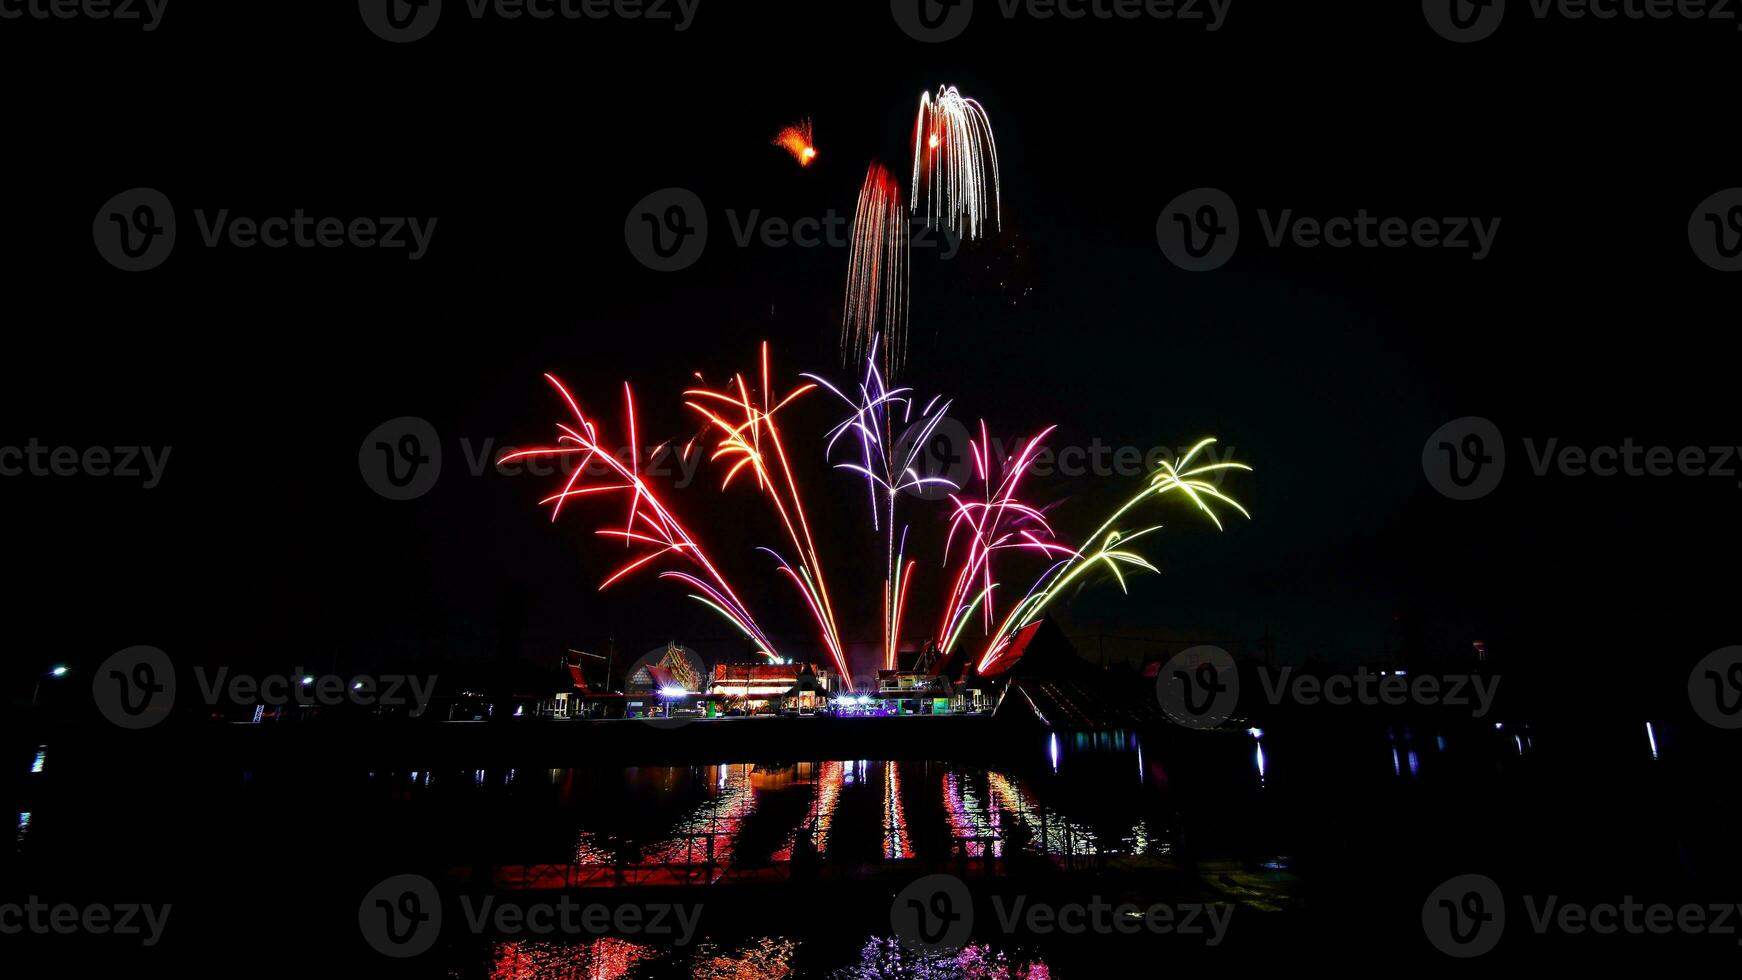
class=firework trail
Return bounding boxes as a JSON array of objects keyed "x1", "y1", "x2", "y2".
[
  {"x1": 936, "y1": 423, "x2": 1075, "y2": 656},
  {"x1": 806, "y1": 347, "x2": 956, "y2": 669},
  {"x1": 911, "y1": 85, "x2": 1001, "y2": 241},
  {"x1": 842, "y1": 162, "x2": 910, "y2": 374},
  {"x1": 772, "y1": 117, "x2": 817, "y2": 166},
  {"x1": 501, "y1": 376, "x2": 783, "y2": 661},
  {"x1": 685, "y1": 343, "x2": 854, "y2": 686},
  {"x1": 977, "y1": 439, "x2": 1251, "y2": 674}
]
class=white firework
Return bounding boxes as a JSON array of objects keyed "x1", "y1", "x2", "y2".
[{"x1": 910, "y1": 85, "x2": 1001, "y2": 241}]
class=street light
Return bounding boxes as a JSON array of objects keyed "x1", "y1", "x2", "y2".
[{"x1": 32, "y1": 665, "x2": 70, "y2": 705}]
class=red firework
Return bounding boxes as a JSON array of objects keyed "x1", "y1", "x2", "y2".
[{"x1": 842, "y1": 162, "x2": 910, "y2": 374}]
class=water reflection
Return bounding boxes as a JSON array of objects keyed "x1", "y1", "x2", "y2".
[
  {"x1": 492, "y1": 937, "x2": 659, "y2": 979},
  {"x1": 509, "y1": 752, "x2": 1164, "y2": 881},
  {"x1": 832, "y1": 938, "x2": 1051, "y2": 979},
  {"x1": 489, "y1": 935, "x2": 1046, "y2": 979}
]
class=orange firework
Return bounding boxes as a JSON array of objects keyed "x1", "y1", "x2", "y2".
[{"x1": 772, "y1": 117, "x2": 817, "y2": 166}]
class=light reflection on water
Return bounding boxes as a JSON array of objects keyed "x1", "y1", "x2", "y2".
[
  {"x1": 492, "y1": 937, "x2": 661, "y2": 980},
  {"x1": 552, "y1": 753, "x2": 1158, "y2": 876},
  {"x1": 423, "y1": 735, "x2": 1161, "y2": 881},
  {"x1": 489, "y1": 936, "x2": 1050, "y2": 980}
]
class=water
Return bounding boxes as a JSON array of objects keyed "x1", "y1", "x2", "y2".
[{"x1": 5, "y1": 717, "x2": 1735, "y2": 974}]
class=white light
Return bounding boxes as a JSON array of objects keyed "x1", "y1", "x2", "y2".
[
  {"x1": 49, "y1": 666, "x2": 68, "y2": 678},
  {"x1": 301, "y1": 676, "x2": 315, "y2": 686},
  {"x1": 1247, "y1": 727, "x2": 1265, "y2": 739},
  {"x1": 659, "y1": 686, "x2": 688, "y2": 698}
]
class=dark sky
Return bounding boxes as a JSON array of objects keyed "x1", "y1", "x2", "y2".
[{"x1": 5, "y1": 2, "x2": 1737, "y2": 696}]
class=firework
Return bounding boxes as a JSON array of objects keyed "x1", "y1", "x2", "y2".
[
  {"x1": 501, "y1": 376, "x2": 783, "y2": 661},
  {"x1": 842, "y1": 163, "x2": 910, "y2": 374},
  {"x1": 507, "y1": 354, "x2": 1250, "y2": 684},
  {"x1": 807, "y1": 347, "x2": 956, "y2": 669},
  {"x1": 772, "y1": 117, "x2": 817, "y2": 167},
  {"x1": 911, "y1": 85, "x2": 1000, "y2": 241},
  {"x1": 977, "y1": 439, "x2": 1251, "y2": 674},
  {"x1": 936, "y1": 423, "x2": 1074, "y2": 656},
  {"x1": 685, "y1": 343, "x2": 853, "y2": 686}
]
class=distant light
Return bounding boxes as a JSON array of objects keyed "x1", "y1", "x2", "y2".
[
  {"x1": 301, "y1": 676, "x2": 315, "y2": 686},
  {"x1": 1646, "y1": 721, "x2": 1659, "y2": 761},
  {"x1": 1394, "y1": 670, "x2": 1407, "y2": 676},
  {"x1": 1247, "y1": 727, "x2": 1265, "y2": 739},
  {"x1": 352, "y1": 681, "x2": 364, "y2": 690},
  {"x1": 48, "y1": 666, "x2": 69, "y2": 678},
  {"x1": 659, "y1": 686, "x2": 688, "y2": 698}
]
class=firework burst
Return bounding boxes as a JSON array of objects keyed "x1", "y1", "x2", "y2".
[
  {"x1": 501, "y1": 376, "x2": 783, "y2": 661},
  {"x1": 911, "y1": 85, "x2": 1001, "y2": 241},
  {"x1": 772, "y1": 117, "x2": 817, "y2": 166},
  {"x1": 842, "y1": 162, "x2": 910, "y2": 374},
  {"x1": 807, "y1": 346, "x2": 956, "y2": 669},
  {"x1": 976, "y1": 439, "x2": 1252, "y2": 674},
  {"x1": 936, "y1": 423, "x2": 1074, "y2": 656},
  {"x1": 685, "y1": 343, "x2": 853, "y2": 685}
]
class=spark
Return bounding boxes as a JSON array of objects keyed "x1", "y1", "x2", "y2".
[
  {"x1": 772, "y1": 117, "x2": 817, "y2": 166},
  {"x1": 911, "y1": 85, "x2": 1000, "y2": 241},
  {"x1": 842, "y1": 162, "x2": 910, "y2": 374},
  {"x1": 502, "y1": 375, "x2": 783, "y2": 662}
]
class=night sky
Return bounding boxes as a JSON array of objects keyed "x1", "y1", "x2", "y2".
[{"x1": 5, "y1": 3, "x2": 1737, "y2": 707}]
